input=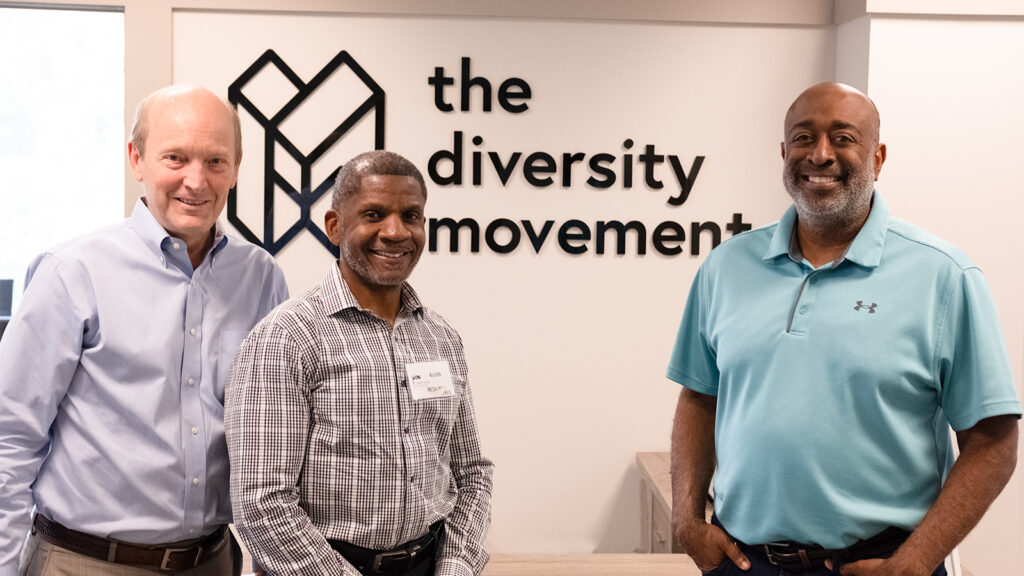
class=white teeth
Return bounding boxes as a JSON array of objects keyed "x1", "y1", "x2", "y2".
[
  {"x1": 177, "y1": 198, "x2": 204, "y2": 206},
  {"x1": 807, "y1": 175, "x2": 840, "y2": 183}
]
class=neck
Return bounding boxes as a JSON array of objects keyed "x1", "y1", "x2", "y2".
[
  {"x1": 794, "y1": 212, "x2": 866, "y2": 268},
  {"x1": 185, "y1": 230, "x2": 215, "y2": 269},
  {"x1": 340, "y1": 265, "x2": 403, "y2": 325}
]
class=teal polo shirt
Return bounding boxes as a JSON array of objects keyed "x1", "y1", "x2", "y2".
[{"x1": 667, "y1": 192, "x2": 1021, "y2": 549}]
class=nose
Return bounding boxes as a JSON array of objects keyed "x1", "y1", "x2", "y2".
[
  {"x1": 182, "y1": 160, "x2": 207, "y2": 190},
  {"x1": 809, "y1": 136, "x2": 836, "y2": 166},
  {"x1": 379, "y1": 214, "x2": 412, "y2": 242}
]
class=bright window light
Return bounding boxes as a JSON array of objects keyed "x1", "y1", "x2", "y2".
[{"x1": 0, "y1": 6, "x2": 124, "y2": 313}]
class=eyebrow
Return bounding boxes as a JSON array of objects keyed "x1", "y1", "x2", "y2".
[{"x1": 789, "y1": 120, "x2": 862, "y2": 134}]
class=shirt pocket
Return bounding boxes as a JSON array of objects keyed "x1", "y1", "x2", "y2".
[{"x1": 215, "y1": 329, "x2": 251, "y2": 401}]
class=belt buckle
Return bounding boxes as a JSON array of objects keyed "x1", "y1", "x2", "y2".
[
  {"x1": 764, "y1": 544, "x2": 780, "y2": 566},
  {"x1": 371, "y1": 549, "x2": 412, "y2": 573},
  {"x1": 160, "y1": 546, "x2": 203, "y2": 571}
]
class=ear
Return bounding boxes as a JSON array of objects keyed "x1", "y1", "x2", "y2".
[
  {"x1": 873, "y1": 143, "x2": 887, "y2": 180},
  {"x1": 325, "y1": 209, "x2": 340, "y2": 246},
  {"x1": 780, "y1": 141, "x2": 787, "y2": 160},
  {"x1": 127, "y1": 141, "x2": 145, "y2": 182}
]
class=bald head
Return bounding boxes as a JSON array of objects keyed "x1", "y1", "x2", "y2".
[
  {"x1": 129, "y1": 85, "x2": 242, "y2": 164},
  {"x1": 785, "y1": 82, "x2": 880, "y2": 147}
]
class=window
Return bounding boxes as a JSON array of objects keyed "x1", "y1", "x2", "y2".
[{"x1": 0, "y1": 5, "x2": 124, "y2": 313}]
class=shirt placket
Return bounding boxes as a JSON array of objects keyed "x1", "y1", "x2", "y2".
[
  {"x1": 787, "y1": 270, "x2": 822, "y2": 334},
  {"x1": 180, "y1": 270, "x2": 206, "y2": 537},
  {"x1": 391, "y1": 315, "x2": 422, "y2": 546}
]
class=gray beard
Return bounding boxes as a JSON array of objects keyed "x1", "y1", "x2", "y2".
[
  {"x1": 341, "y1": 240, "x2": 410, "y2": 288},
  {"x1": 783, "y1": 161, "x2": 875, "y2": 234}
]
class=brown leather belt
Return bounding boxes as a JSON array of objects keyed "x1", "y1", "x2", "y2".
[{"x1": 32, "y1": 514, "x2": 228, "y2": 572}]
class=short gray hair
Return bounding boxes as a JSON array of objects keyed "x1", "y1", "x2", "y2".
[{"x1": 331, "y1": 150, "x2": 427, "y2": 210}]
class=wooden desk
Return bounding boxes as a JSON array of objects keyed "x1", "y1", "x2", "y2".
[
  {"x1": 482, "y1": 554, "x2": 701, "y2": 576},
  {"x1": 636, "y1": 451, "x2": 678, "y2": 553},
  {"x1": 637, "y1": 451, "x2": 711, "y2": 553}
]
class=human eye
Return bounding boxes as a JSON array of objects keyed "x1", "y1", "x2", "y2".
[
  {"x1": 404, "y1": 210, "x2": 422, "y2": 223},
  {"x1": 791, "y1": 133, "x2": 813, "y2": 145},
  {"x1": 833, "y1": 133, "x2": 856, "y2": 145},
  {"x1": 363, "y1": 210, "x2": 381, "y2": 222}
]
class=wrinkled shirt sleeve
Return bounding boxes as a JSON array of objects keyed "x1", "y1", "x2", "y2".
[
  {"x1": 435, "y1": 364, "x2": 494, "y2": 576},
  {"x1": 226, "y1": 318, "x2": 356, "y2": 576},
  {"x1": 0, "y1": 255, "x2": 92, "y2": 575}
]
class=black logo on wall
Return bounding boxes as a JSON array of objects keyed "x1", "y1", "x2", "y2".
[{"x1": 227, "y1": 50, "x2": 385, "y2": 256}]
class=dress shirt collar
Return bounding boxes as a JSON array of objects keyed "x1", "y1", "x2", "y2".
[
  {"x1": 763, "y1": 191, "x2": 889, "y2": 269},
  {"x1": 128, "y1": 197, "x2": 230, "y2": 266},
  {"x1": 323, "y1": 261, "x2": 424, "y2": 318}
]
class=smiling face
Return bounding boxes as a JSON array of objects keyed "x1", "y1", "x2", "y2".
[
  {"x1": 128, "y1": 87, "x2": 239, "y2": 252},
  {"x1": 326, "y1": 174, "x2": 426, "y2": 298},
  {"x1": 781, "y1": 83, "x2": 886, "y2": 231}
]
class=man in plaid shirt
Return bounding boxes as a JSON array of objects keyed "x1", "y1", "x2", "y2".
[{"x1": 226, "y1": 150, "x2": 493, "y2": 576}]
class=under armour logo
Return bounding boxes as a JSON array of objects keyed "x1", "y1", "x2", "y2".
[
  {"x1": 853, "y1": 301, "x2": 878, "y2": 313},
  {"x1": 227, "y1": 49, "x2": 386, "y2": 256}
]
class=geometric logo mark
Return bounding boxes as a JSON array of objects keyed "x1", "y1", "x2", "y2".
[
  {"x1": 853, "y1": 300, "x2": 878, "y2": 314},
  {"x1": 227, "y1": 49, "x2": 386, "y2": 256}
]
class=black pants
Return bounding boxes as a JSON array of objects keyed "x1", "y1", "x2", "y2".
[
  {"x1": 706, "y1": 516, "x2": 947, "y2": 576},
  {"x1": 351, "y1": 556, "x2": 435, "y2": 576}
]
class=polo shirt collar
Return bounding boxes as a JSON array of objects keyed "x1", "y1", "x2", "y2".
[
  {"x1": 324, "y1": 261, "x2": 423, "y2": 316},
  {"x1": 842, "y1": 192, "x2": 888, "y2": 268},
  {"x1": 763, "y1": 191, "x2": 889, "y2": 269}
]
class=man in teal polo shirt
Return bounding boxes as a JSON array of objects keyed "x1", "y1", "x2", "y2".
[{"x1": 668, "y1": 82, "x2": 1020, "y2": 576}]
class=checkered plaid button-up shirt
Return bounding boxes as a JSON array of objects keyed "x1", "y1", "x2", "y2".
[{"x1": 226, "y1": 263, "x2": 493, "y2": 576}]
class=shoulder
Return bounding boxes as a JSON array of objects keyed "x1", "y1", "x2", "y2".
[
  {"x1": 221, "y1": 233, "x2": 281, "y2": 271},
  {"x1": 420, "y1": 306, "x2": 464, "y2": 344},
  {"x1": 27, "y1": 221, "x2": 134, "y2": 281},
  {"x1": 255, "y1": 284, "x2": 326, "y2": 335},
  {"x1": 40, "y1": 220, "x2": 134, "y2": 263},
  {"x1": 885, "y1": 219, "x2": 977, "y2": 271},
  {"x1": 699, "y1": 221, "x2": 778, "y2": 273}
]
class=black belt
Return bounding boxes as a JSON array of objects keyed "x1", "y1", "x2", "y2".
[
  {"x1": 32, "y1": 514, "x2": 228, "y2": 572},
  {"x1": 753, "y1": 527, "x2": 910, "y2": 571},
  {"x1": 329, "y1": 522, "x2": 442, "y2": 574}
]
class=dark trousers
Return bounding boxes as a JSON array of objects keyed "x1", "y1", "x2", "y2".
[
  {"x1": 350, "y1": 556, "x2": 434, "y2": 576},
  {"x1": 705, "y1": 516, "x2": 946, "y2": 576},
  {"x1": 700, "y1": 547, "x2": 947, "y2": 576}
]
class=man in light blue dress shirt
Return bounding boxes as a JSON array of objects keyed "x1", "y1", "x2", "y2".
[{"x1": 0, "y1": 85, "x2": 288, "y2": 575}]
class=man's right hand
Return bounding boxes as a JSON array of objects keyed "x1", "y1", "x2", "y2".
[{"x1": 680, "y1": 520, "x2": 751, "y2": 573}]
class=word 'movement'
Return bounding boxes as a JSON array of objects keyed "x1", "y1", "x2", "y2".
[{"x1": 425, "y1": 57, "x2": 750, "y2": 256}]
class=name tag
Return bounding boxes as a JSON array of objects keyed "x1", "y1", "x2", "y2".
[{"x1": 405, "y1": 360, "x2": 456, "y2": 401}]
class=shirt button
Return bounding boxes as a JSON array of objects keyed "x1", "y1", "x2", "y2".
[
  {"x1": 173, "y1": 242, "x2": 181, "y2": 250},
  {"x1": 404, "y1": 427, "x2": 410, "y2": 434},
  {"x1": 192, "y1": 477, "x2": 199, "y2": 486},
  {"x1": 809, "y1": 276, "x2": 818, "y2": 285},
  {"x1": 188, "y1": 378, "x2": 195, "y2": 386},
  {"x1": 401, "y1": 380, "x2": 408, "y2": 387},
  {"x1": 188, "y1": 528, "x2": 195, "y2": 534},
  {"x1": 799, "y1": 306, "x2": 808, "y2": 315},
  {"x1": 190, "y1": 328, "x2": 197, "y2": 336},
  {"x1": 191, "y1": 426, "x2": 199, "y2": 435}
]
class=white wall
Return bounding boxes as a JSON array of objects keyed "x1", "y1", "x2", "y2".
[
  {"x1": 172, "y1": 10, "x2": 834, "y2": 553},
  {"x1": 14, "y1": 1, "x2": 1024, "y2": 572},
  {"x1": 864, "y1": 16, "x2": 1024, "y2": 576}
]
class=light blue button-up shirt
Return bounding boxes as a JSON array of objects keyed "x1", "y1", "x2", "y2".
[{"x1": 0, "y1": 199, "x2": 288, "y2": 574}]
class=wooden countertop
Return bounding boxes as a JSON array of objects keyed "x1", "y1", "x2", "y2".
[{"x1": 481, "y1": 554, "x2": 701, "y2": 576}]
